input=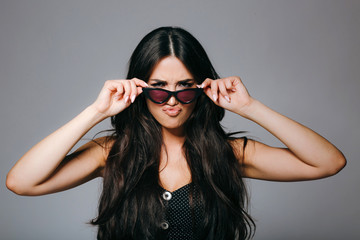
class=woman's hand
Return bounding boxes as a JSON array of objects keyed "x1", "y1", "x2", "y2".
[
  {"x1": 91, "y1": 78, "x2": 148, "y2": 119},
  {"x1": 200, "y1": 76, "x2": 253, "y2": 116}
]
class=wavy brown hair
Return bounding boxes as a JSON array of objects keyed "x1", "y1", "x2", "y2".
[{"x1": 91, "y1": 26, "x2": 255, "y2": 239}]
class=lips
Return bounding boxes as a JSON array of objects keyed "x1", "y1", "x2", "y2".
[{"x1": 162, "y1": 106, "x2": 182, "y2": 117}]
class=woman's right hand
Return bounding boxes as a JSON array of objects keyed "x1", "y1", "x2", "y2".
[{"x1": 91, "y1": 78, "x2": 148, "y2": 118}]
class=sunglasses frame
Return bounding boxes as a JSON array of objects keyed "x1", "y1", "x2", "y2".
[{"x1": 142, "y1": 88, "x2": 203, "y2": 104}]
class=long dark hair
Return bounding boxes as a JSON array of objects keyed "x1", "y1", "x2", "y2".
[{"x1": 91, "y1": 26, "x2": 255, "y2": 239}]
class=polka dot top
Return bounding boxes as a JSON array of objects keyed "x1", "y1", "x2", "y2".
[{"x1": 159, "y1": 182, "x2": 204, "y2": 240}]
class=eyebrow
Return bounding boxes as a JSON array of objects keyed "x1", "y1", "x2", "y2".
[{"x1": 148, "y1": 79, "x2": 195, "y2": 84}]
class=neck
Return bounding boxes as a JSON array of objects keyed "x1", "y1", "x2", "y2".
[{"x1": 161, "y1": 127, "x2": 185, "y2": 147}]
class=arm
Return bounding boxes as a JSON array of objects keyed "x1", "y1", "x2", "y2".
[
  {"x1": 201, "y1": 76, "x2": 346, "y2": 181},
  {"x1": 6, "y1": 79, "x2": 147, "y2": 195},
  {"x1": 6, "y1": 107, "x2": 106, "y2": 196}
]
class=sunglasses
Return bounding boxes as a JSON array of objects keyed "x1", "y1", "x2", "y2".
[{"x1": 142, "y1": 88, "x2": 203, "y2": 104}]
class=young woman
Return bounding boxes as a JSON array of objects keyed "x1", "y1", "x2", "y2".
[{"x1": 6, "y1": 27, "x2": 346, "y2": 240}]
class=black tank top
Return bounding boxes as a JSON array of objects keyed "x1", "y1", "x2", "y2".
[{"x1": 159, "y1": 183, "x2": 204, "y2": 240}]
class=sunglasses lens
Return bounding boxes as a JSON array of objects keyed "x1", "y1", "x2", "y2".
[
  {"x1": 148, "y1": 89, "x2": 169, "y2": 103},
  {"x1": 177, "y1": 90, "x2": 197, "y2": 103}
]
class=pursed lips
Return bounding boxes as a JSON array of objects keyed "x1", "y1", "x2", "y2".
[{"x1": 162, "y1": 106, "x2": 182, "y2": 117}]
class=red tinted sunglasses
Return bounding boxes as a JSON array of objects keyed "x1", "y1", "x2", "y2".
[{"x1": 142, "y1": 88, "x2": 203, "y2": 104}]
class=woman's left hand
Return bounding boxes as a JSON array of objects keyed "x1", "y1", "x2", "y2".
[{"x1": 200, "y1": 76, "x2": 254, "y2": 116}]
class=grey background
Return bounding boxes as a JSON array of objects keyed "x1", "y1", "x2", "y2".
[{"x1": 1, "y1": 0, "x2": 359, "y2": 239}]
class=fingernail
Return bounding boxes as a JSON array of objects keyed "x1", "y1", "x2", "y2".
[
  {"x1": 196, "y1": 84, "x2": 201, "y2": 88},
  {"x1": 213, "y1": 94, "x2": 218, "y2": 102},
  {"x1": 144, "y1": 82, "x2": 149, "y2": 86},
  {"x1": 225, "y1": 96, "x2": 231, "y2": 102},
  {"x1": 231, "y1": 88, "x2": 237, "y2": 92},
  {"x1": 201, "y1": 83, "x2": 205, "y2": 88},
  {"x1": 131, "y1": 95, "x2": 136, "y2": 103},
  {"x1": 124, "y1": 96, "x2": 129, "y2": 103}
]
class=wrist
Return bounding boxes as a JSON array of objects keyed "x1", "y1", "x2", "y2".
[
  {"x1": 84, "y1": 105, "x2": 108, "y2": 124},
  {"x1": 235, "y1": 99, "x2": 277, "y2": 127},
  {"x1": 234, "y1": 97, "x2": 259, "y2": 118}
]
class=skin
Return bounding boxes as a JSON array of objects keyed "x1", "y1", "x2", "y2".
[{"x1": 6, "y1": 56, "x2": 346, "y2": 196}]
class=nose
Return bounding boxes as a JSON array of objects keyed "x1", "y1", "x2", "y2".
[{"x1": 166, "y1": 94, "x2": 178, "y2": 106}]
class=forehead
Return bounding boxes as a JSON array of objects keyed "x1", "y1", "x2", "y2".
[{"x1": 149, "y1": 56, "x2": 193, "y2": 82}]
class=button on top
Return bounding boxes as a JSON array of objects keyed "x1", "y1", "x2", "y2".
[
  {"x1": 162, "y1": 191, "x2": 172, "y2": 200},
  {"x1": 160, "y1": 221, "x2": 169, "y2": 230}
]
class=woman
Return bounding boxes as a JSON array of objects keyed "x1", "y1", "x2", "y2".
[{"x1": 6, "y1": 27, "x2": 346, "y2": 239}]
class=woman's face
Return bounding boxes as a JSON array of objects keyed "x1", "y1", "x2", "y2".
[{"x1": 146, "y1": 56, "x2": 197, "y2": 132}]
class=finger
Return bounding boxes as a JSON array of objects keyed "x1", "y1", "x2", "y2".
[
  {"x1": 129, "y1": 80, "x2": 137, "y2": 103},
  {"x1": 136, "y1": 86, "x2": 143, "y2": 95},
  {"x1": 199, "y1": 78, "x2": 213, "y2": 89},
  {"x1": 229, "y1": 76, "x2": 242, "y2": 91},
  {"x1": 122, "y1": 81, "x2": 131, "y2": 103},
  {"x1": 114, "y1": 83, "x2": 125, "y2": 101},
  {"x1": 132, "y1": 78, "x2": 149, "y2": 88},
  {"x1": 105, "y1": 80, "x2": 118, "y2": 93},
  {"x1": 210, "y1": 80, "x2": 219, "y2": 102},
  {"x1": 224, "y1": 78, "x2": 233, "y2": 89},
  {"x1": 97, "y1": 81, "x2": 114, "y2": 102},
  {"x1": 105, "y1": 80, "x2": 122, "y2": 100},
  {"x1": 218, "y1": 81, "x2": 230, "y2": 103}
]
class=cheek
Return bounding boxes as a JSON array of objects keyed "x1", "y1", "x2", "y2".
[
  {"x1": 184, "y1": 103, "x2": 196, "y2": 117},
  {"x1": 146, "y1": 100, "x2": 166, "y2": 124},
  {"x1": 146, "y1": 99, "x2": 162, "y2": 116}
]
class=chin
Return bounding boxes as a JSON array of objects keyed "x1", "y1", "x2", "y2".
[
  {"x1": 159, "y1": 118, "x2": 186, "y2": 130},
  {"x1": 163, "y1": 124, "x2": 185, "y2": 130}
]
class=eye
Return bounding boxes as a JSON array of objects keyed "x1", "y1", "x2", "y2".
[
  {"x1": 150, "y1": 82, "x2": 165, "y2": 87},
  {"x1": 179, "y1": 82, "x2": 194, "y2": 88}
]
